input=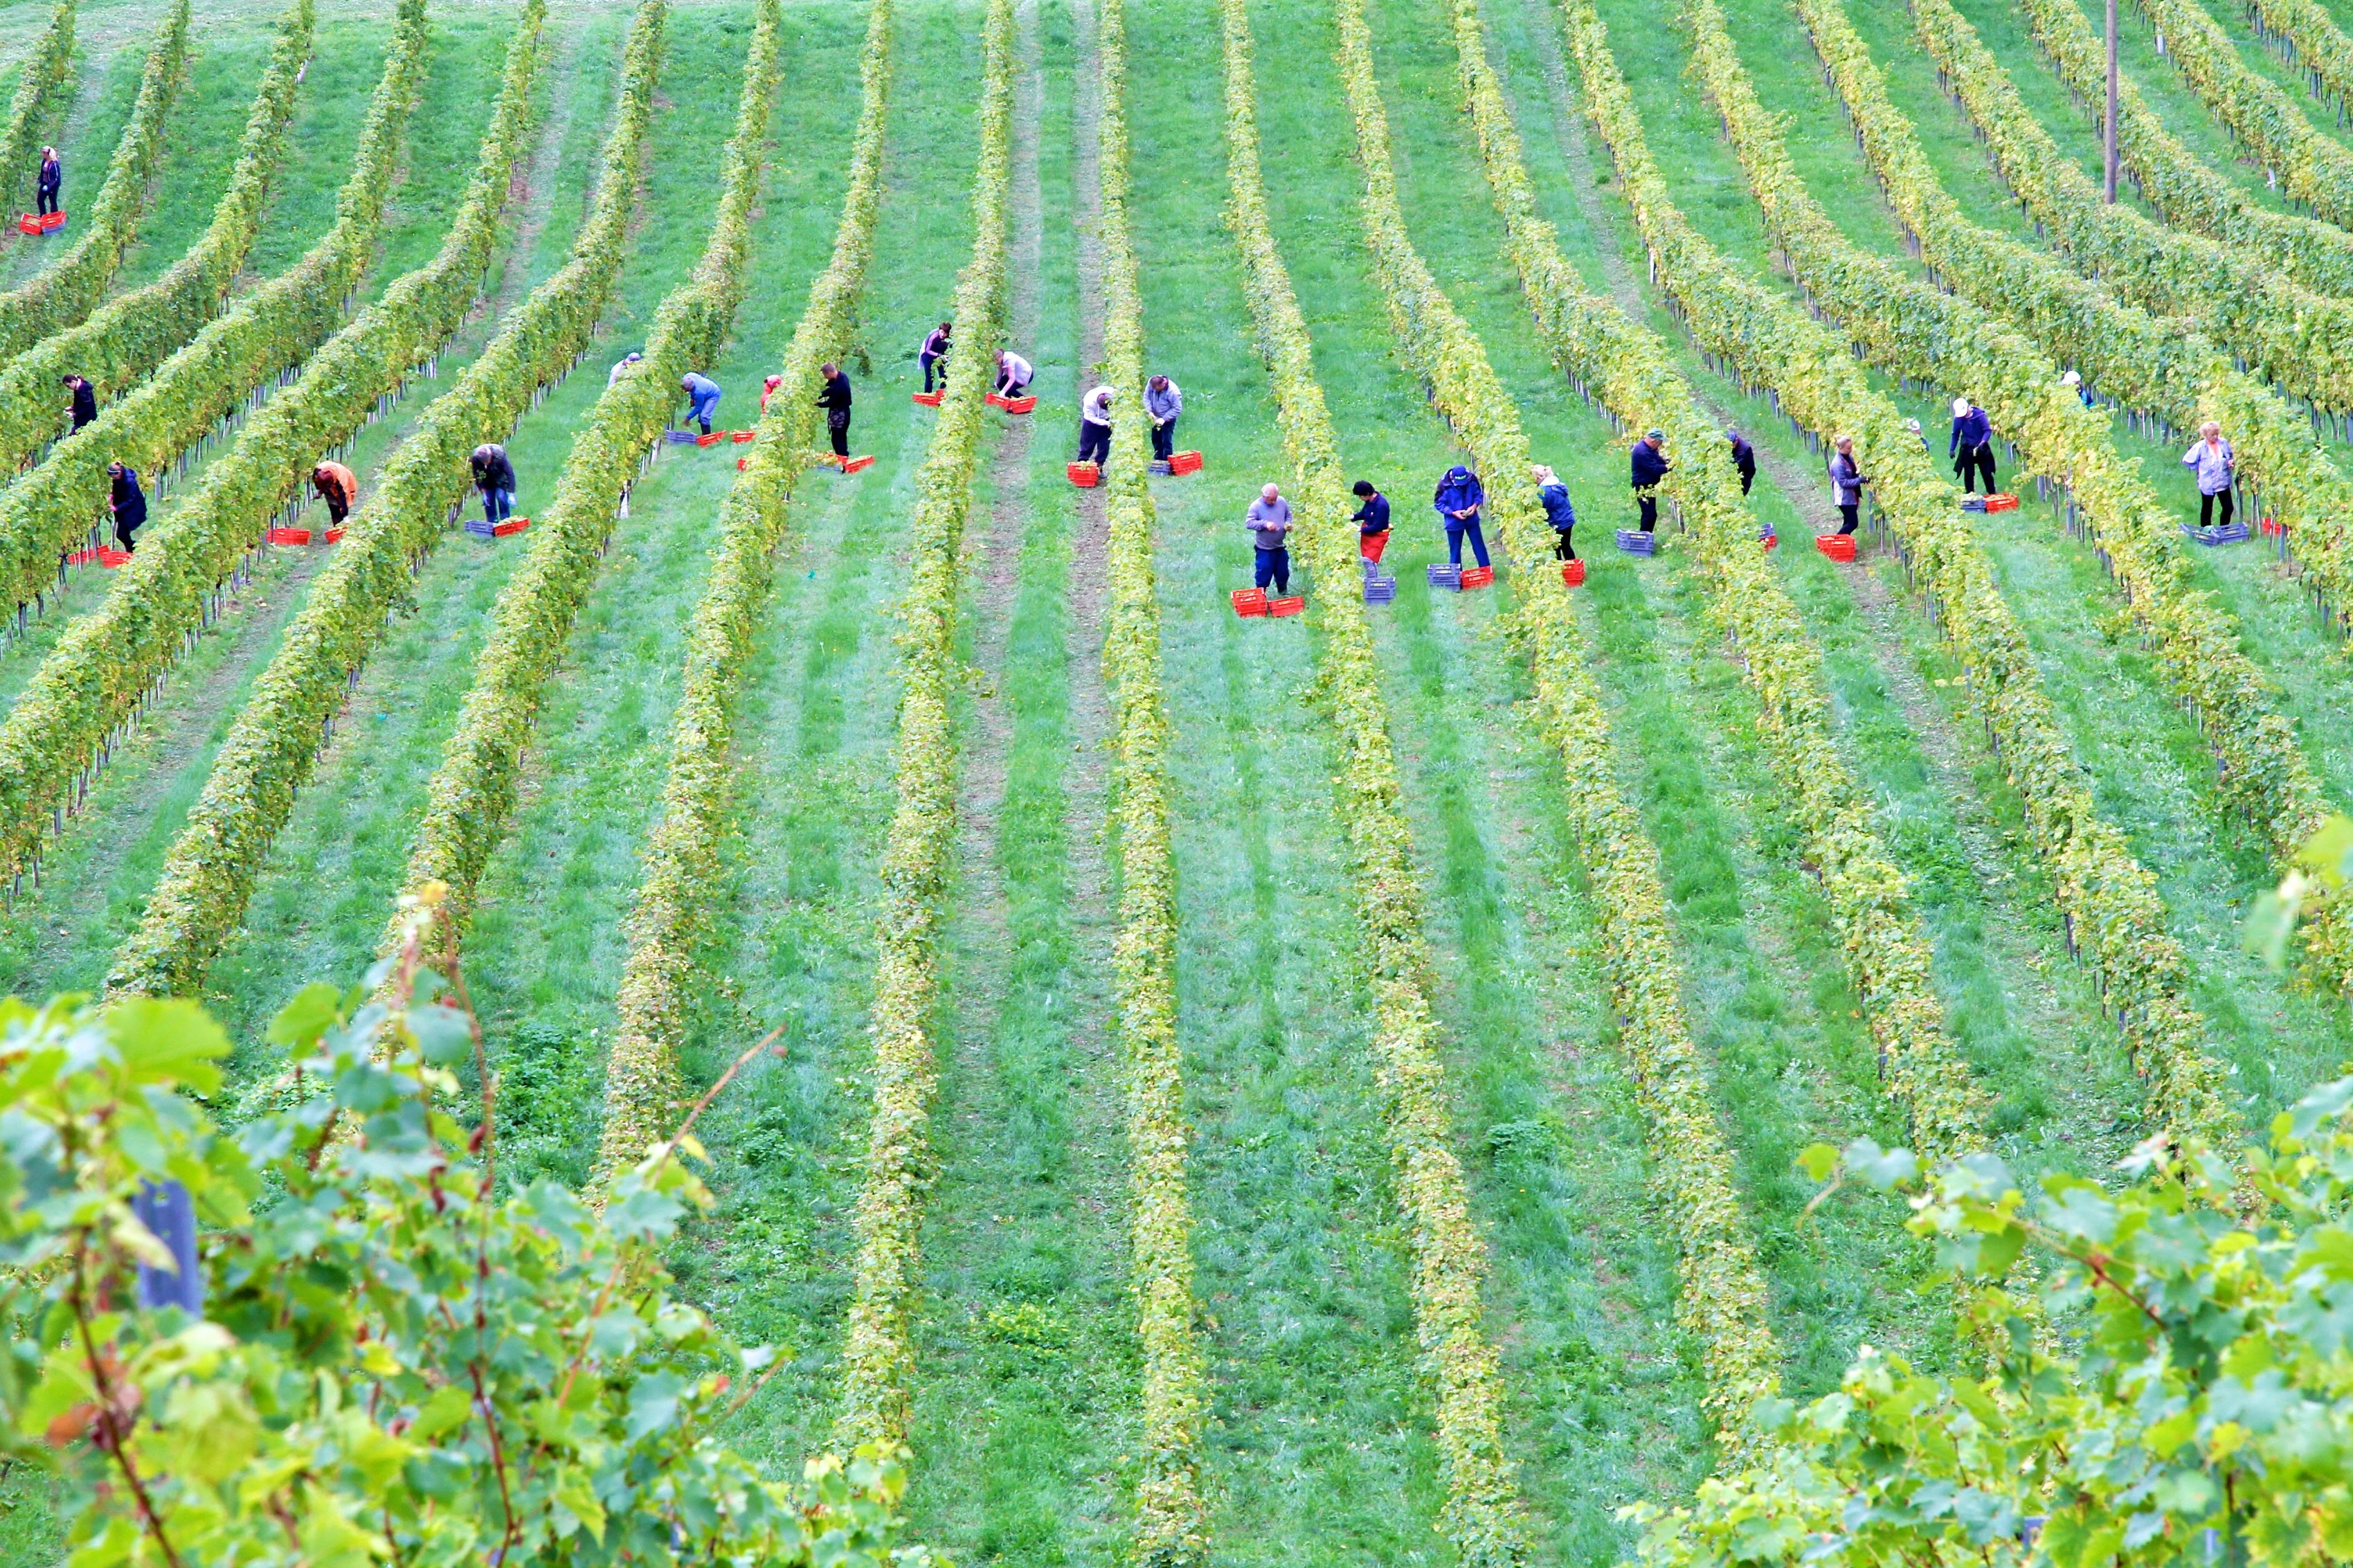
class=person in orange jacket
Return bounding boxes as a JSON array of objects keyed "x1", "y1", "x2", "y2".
[{"x1": 312, "y1": 460, "x2": 359, "y2": 529}]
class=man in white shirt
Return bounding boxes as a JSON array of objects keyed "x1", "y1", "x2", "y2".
[{"x1": 1078, "y1": 384, "x2": 1114, "y2": 467}]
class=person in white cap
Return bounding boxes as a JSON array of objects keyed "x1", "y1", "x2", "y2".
[
  {"x1": 2059, "y1": 368, "x2": 2093, "y2": 408},
  {"x1": 1949, "y1": 397, "x2": 1995, "y2": 495}
]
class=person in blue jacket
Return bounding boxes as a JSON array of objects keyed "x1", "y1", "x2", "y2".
[
  {"x1": 1949, "y1": 397, "x2": 1995, "y2": 494},
  {"x1": 1533, "y1": 463, "x2": 1577, "y2": 560},
  {"x1": 106, "y1": 460, "x2": 145, "y2": 551},
  {"x1": 681, "y1": 371, "x2": 724, "y2": 435},
  {"x1": 1630, "y1": 429, "x2": 1670, "y2": 532},
  {"x1": 1351, "y1": 479, "x2": 1391, "y2": 568},
  {"x1": 1433, "y1": 464, "x2": 1489, "y2": 568}
]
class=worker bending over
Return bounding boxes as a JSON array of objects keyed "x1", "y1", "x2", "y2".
[
  {"x1": 681, "y1": 372, "x2": 723, "y2": 435},
  {"x1": 312, "y1": 460, "x2": 358, "y2": 529},
  {"x1": 1077, "y1": 384, "x2": 1114, "y2": 468},
  {"x1": 106, "y1": 461, "x2": 144, "y2": 552},
  {"x1": 470, "y1": 443, "x2": 516, "y2": 527},
  {"x1": 1534, "y1": 465, "x2": 1576, "y2": 561},
  {"x1": 994, "y1": 350, "x2": 1033, "y2": 398}
]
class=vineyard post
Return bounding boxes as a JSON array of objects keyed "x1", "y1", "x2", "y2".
[{"x1": 2105, "y1": 0, "x2": 2120, "y2": 201}]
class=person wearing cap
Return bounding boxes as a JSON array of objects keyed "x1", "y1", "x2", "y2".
[
  {"x1": 1145, "y1": 375, "x2": 1182, "y2": 462},
  {"x1": 760, "y1": 373, "x2": 783, "y2": 414},
  {"x1": 2183, "y1": 421, "x2": 2236, "y2": 531},
  {"x1": 1904, "y1": 417, "x2": 1928, "y2": 452},
  {"x1": 1631, "y1": 429, "x2": 1670, "y2": 532},
  {"x1": 2060, "y1": 369, "x2": 2094, "y2": 408},
  {"x1": 1828, "y1": 435, "x2": 1866, "y2": 536},
  {"x1": 1727, "y1": 429, "x2": 1756, "y2": 496},
  {"x1": 1351, "y1": 479, "x2": 1391, "y2": 566},
  {"x1": 682, "y1": 371, "x2": 724, "y2": 435},
  {"x1": 1949, "y1": 397, "x2": 1995, "y2": 495},
  {"x1": 470, "y1": 442, "x2": 516, "y2": 525},
  {"x1": 994, "y1": 349, "x2": 1033, "y2": 397},
  {"x1": 608, "y1": 351, "x2": 643, "y2": 387},
  {"x1": 106, "y1": 460, "x2": 145, "y2": 551},
  {"x1": 1534, "y1": 464, "x2": 1578, "y2": 560},
  {"x1": 920, "y1": 321, "x2": 953, "y2": 393},
  {"x1": 1432, "y1": 464, "x2": 1490, "y2": 568},
  {"x1": 1247, "y1": 483, "x2": 1293, "y2": 594},
  {"x1": 311, "y1": 460, "x2": 359, "y2": 529}
]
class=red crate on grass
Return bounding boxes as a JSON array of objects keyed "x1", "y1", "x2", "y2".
[
  {"x1": 984, "y1": 391, "x2": 1006, "y2": 408},
  {"x1": 1268, "y1": 595, "x2": 1304, "y2": 617},
  {"x1": 493, "y1": 516, "x2": 530, "y2": 537},
  {"x1": 1561, "y1": 559, "x2": 1585, "y2": 586},
  {"x1": 1983, "y1": 493, "x2": 2019, "y2": 512},
  {"x1": 1760, "y1": 532, "x2": 1778, "y2": 550},
  {"x1": 694, "y1": 431, "x2": 723, "y2": 447},
  {"x1": 737, "y1": 457, "x2": 748, "y2": 471},
  {"x1": 325, "y1": 527, "x2": 344, "y2": 543},
  {"x1": 65, "y1": 548, "x2": 98, "y2": 566},
  {"x1": 912, "y1": 390, "x2": 944, "y2": 407},
  {"x1": 1002, "y1": 395, "x2": 1036, "y2": 414},
  {"x1": 17, "y1": 215, "x2": 37, "y2": 235},
  {"x1": 268, "y1": 527, "x2": 311, "y2": 546},
  {"x1": 1231, "y1": 588, "x2": 1268, "y2": 618},
  {"x1": 1459, "y1": 565, "x2": 1493, "y2": 589},
  {"x1": 1816, "y1": 533, "x2": 1856, "y2": 561},
  {"x1": 98, "y1": 548, "x2": 130, "y2": 568},
  {"x1": 842, "y1": 455, "x2": 874, "y2": 474},
  {"x1": 1067, "y1": 461, "x2": 1099, "y2": 487},
  {"x1": 732, "y1": 430, "x2": 755, "y2": 443},
  {"x1": 1167, "y1": 450, "x2": 1202, "y2": 476}
]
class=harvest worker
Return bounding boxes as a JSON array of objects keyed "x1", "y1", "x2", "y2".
[
  {"x1": 1247, "y1": 483, "x2": 1293, "y2": 595},
  {"x1": 1904, "y1": 417, "x2": 1928, "y2": 452},
  {"x1": 1145, "y1": 374, "x2": 1181, "y2": 462},
  {"x1": 62, "y1": 372, "x2": 95, "y2": 431},
  {"x1": 1727, "y1": 429, "x2": 1756, "y2": 496},
  {"x1": 2183, "y1": 421, "x2": 2236, "y2": 530},
  {"x1": 1630, "y1": 429, "x2": 1670, "y2": 532},
  {"x1": 2059, "y1": 369, "x2": 2094, "y2": 408},
  {"x1": 817, "y1": 363, "x2": 854, "y2": 462},
  {"x1": 35, "y1": 147, "x2": 59, "y2": 219},
  {"x1": 919, "y1": 321, "x2": 952, "y2": 393},
  {"x1": 1351, "y1": 479, "x2": 1390, "y2": 566},
  {"x1": 993, "y1": 349, "x2": 1033, "y2": 398},
  {"x1": 1534, "y1": 464, "x2": 1577, "y2": 561},
  {"x1": 1077, "y1": 384, "x2": 1114, "y2": 468},
  {"x1": 105, "y1": 460, "x2": 144, "y2": 552},
  {"x1": 469, "y1": 442, "x2": 515, "y2": 527},
  {"x1": 1828, "y1": 435, "x2": 1866, "y2": 537},
  {"x1": 311, "y1": 460, "x2": 358, "y2": 529},
  {"x1": 607, "y1": 350, "x2": 642, "y2": 387},
  {"x1": 1949, "y1": 397, "x2": 1996, "y2": 495},
  {"x1": 1433, "y1": 464, "x2": 1490, "y2": 568},
  {"x1": 760, "y1": 373, "x2": 783, "y2": 414},
  {"x1": 681, "y1": 371, "x2": 723, "y2": 435}
]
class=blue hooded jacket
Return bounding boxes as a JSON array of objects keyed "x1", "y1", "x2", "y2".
[
  {"x1": 1538, "y1": 480, "x2": 1575, "y2": 530},
  {"x1": 1949, "y1": 406, "x2": 1990, "y2": 456},
  {"x1": 1433, "y1": 465, "x2": 1484, "y2": 525}
]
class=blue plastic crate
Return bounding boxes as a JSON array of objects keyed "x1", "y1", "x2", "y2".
[
  {"x1": 1960, "y1": 496, "x2": 1987, "y2": 512},
  {"x1": 463, "y1": 518, "x2": 496, "y2": 538},
  {"x1": 2181, "y1": 521, "x2": 2251, "y2": 546},
  {"x1": 1427, "y1": 562, "x2": 1461, "y2": 589},
  {"x1": 1615, "y1": 529, "x2": 1656, "y2": 556},
  {"x1": 663, "y1": 429, "x2": 698, "y2": 445},
  {"x1": 1364, "y1": 577, "x2": 1396, "y2": 604}
]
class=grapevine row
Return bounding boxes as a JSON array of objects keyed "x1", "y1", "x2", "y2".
[
  {"x1": 0, "y1": 1, "x2": 73, "y2": 225},
  {"x1": 597, "y1": 0, "x2": 892, "y2": 1176},
  {"x1": 1448, "y1": 0, "x2": 1983, "y2": 1166},
  {"x1": 2015, "y1": 0, "x2": 2353, "y2": 312},
  {"x1": 1096, "y1": 0, "x2": 1206, "y2": 1558},
  {"x1": 1561, "y1": 0, "x2": 2241, "y2": 1148},
  {"x1": 105, "y1": 0, "x2": 661, "y2": 1001},
  {"x1": 832, "y1": 0, "x2": 1011, "y2": 1452},
  {"x1": 1324, "y1": 0, "x2": 1780, "y2": 1480},
  {"x1": 2244, "y1": 0, "x2": 2353, "y2": 120},
  {"x1": 1791, "y1": 0, "x2": 2353, "y2": 694},
  {"x1": 0, "y1": 0, "x2": 401, "y2": 624},
  {"x1": 2131, "y1": 0, "x2": 2353, "y2": 227},
  {"x1": 1223, "y1": 1, "x2": 1535, "y2": 1547},
  {"x1": 0, "y1": 0, "x2": 540, "y2": 914},
  {"x1": 388, "y1": 0, "x2": 781, "y2": 977},
  {"x1": 1701, "y1": 0, "x2": 2352, "y2": 994},
  {"x1": 0, "y1": 0, "x2": 188, "y2": 365}
]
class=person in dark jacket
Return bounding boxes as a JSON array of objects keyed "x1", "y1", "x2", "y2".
[
  {"x1": 470, "y1": 442, "x2": 515, "y2": 525},
  {"x1": 35, "y1": 147, "x2": 59, "y2": 219},
  {"x1": 1432, "y1": 464, "x2": 1490, "y2": 568},
  {"x1": 63, "y1": 373, "x2": 96, "y2": 431},
  {"x1": 817, "y1": 363, "x2": 854, "y2": 462},
  {"x1": 106, "y1": 461, "x2": 145, "y2": 551},
  {"x1": 1351, "y1": 479, "x2": 1391, "y2": 567},
  {"x1": 1630, "y1": 429, "x2": 1670, "y2": 531},
  {"x1": 919, "y1": 321, "x2": 952, "y2": 393},
  {"x1": 1949, "y1": 397, "x2": 1995, "y2": 494},
  {"x1": 1727, "y1": 429, "x2": 1756, "y2": 496},
  {"x1": 1828, "y1": 435, "x2": 1866, "y2": 536},
  {"x1": 1533, "y1": 463, "x2": 1577, "y2": 561}
]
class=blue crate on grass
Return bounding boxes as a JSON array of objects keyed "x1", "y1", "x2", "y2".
[
  {"x1": 1427, "y1": 562, "x2": 1461, "y2": 590},
  {"x1": 1364, "y1": 575, "x2": 1396, "y2": 604},
  {"x1": 2182, "y1": 521, "x2": 2251, "y2": 546},
  {"x1": 463, "y1": 517, "x2": 496, "y2": 539},
  {"x1": 663, "y1": 429, "x2": 698, "y2": 445},
  {"x1": 1960, "y1": 496, "x2": 1987, "y2": 512},
  {"x1": 1615, "y1": 528, "x2": 1655, "y2": 556}
]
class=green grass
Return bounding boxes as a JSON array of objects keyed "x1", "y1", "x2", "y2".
[{"x1": 0, "y1": 28, "x2": 143, "y2": 289}]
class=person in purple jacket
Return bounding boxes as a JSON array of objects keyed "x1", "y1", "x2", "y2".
[
  {"x1": 2183, "y1": 422, "x2": 2236, "y2": 531},
  {"x1": 919, "y1": 321, "x2": 952, "y2": 393},
  {"x1": 1949, "y1": 397, "x2": 1996, "y2": 495}
]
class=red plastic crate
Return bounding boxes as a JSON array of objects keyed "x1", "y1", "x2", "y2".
[
  {"x1": 1459, "y1": 565, "x2": 1493, "y2": 589},
  {"x1": 325, "y1": 527, "x2": 344, "y2": 543},
  {"x1": 1983, "y1": 493, "x2": 2019, "y2": 512},
  {"x1": 732, "y1": 430, "x2": 755, "y2": 443},
  {"x1": 912, "y1": 390, "x2": 944, "y2": 407},
  {"x1": 1561, "y1": 559, "x2": 1586, "y2": 586},
  {"x1": 1067, "y1": 461, "x2": 1100, "y2": 487},
  {"x1": 65, "y1": 548, "x2": 98, "y2": 566},
  {"x1": 984, "y1": 391, "x2": 1006, "y2": 408},
  {"x1": 2260, "y1": 516, "x2": 2287, "y2": 536},
  {"x1": 40, "y1": 210, "x2": 62, "y2": 232},
  {"x1": 1002, "y1": 395, "x2": 1036, "y2": 415},
  {"x1": 97, "y1": 547, "x2": 130, "y2": 568},
  {"x1": 694, "y1": 431, "x2": 724, "y2": 447},
  {"x1": 1231, "y1": 588, "x2": 1268, "y2": 618},
  {"x1": 1815, "y1": 533, "x2": 1856, "y2": 561},
  {"x1": 492, "y1": 516, "x2": 530, "y2": 537},
  {"x1": 1167, "y1": 450, "x2": 1202, "y2": 476},
  {"x1": 16, "y1": 215, "x2": 37, "y2": 235},
  {"x1": 738, "y1": 457, "x2": 748, "y2": 471},
  {"x1": 268, "y1": 527, "x2": 312, "y2": 546},
  {"x1": 1760, "y1": 532, "x2": 1778, "y2": 550},
  {"x1": 1268, "y1": 595, "x2": 1305, "y2": 617},
  {"x1": 842, "y1": 455, "x2": 874, "y2": 474}
]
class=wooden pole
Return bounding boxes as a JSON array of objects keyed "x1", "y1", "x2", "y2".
[{"x1": 2105, "y1": 0, "x2": 2120, "y2": 203}]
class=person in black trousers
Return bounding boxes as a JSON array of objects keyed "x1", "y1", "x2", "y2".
[
  {"x1": 818, "y1": 362, "x2": 854, "y2": 462},
  {"x1": 63, "y1": 374, "x2": 96, "y2": 431},
  {"x1": 35, "y1": 147, "x2": 60, "y2": 218},
  {"x1": 106, "y1": 461, "x2": 145, "y2": 551},
  {"x1": 1728, "y1": 429, "x2": 1756, "y2": 496},
  {"x1": 1631, "y1": 429, "x2": 1670, "y2": 531}
]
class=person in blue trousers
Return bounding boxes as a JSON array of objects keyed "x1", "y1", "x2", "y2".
[
  {"x1": 471, "y1": 442, "x2": 515, "y2": 525},
  {"x1": 681, "y1": 371, "x2": 723, "y2": 435},
  {"x1": 1433, "y1": 464, "x2": 1489, "y2": 568},
  {"x1": 1247, "y1": 483, "x2": 1293, "y2": 594}
]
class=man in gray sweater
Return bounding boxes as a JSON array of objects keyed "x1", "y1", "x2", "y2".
[
  {"x1": 1146, "y1": 374, "x2": 1182, "y2": 462},
  {"x1": 1247, "y1": 483, "x2": 1292, "y2": 594}
]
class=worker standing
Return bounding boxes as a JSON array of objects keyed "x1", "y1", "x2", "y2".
[
  {"x1": 817, "y1": 363, "x2": 854, "y2": 464},
  {"x1": 1630, "y1": 429, "x2": 1670, "y2": 532},
  {"x1": 1351, "y1": 479, "x2": 1390, "y2": 567},
  {"x1": 2183, "y1": 421, "x2": 2236, "y2": 531},
  {"x1": 1077, "y1": 384, "x2": 1114, "y2": 468},
  {"x1": 1247, "y1": 483, "x2": 1293, "y2": 595},
  {"x1": 311, "y1": 460, "x2": 358, "y2": 529},
  {"x1": 681, "y1": 372, "x2": 723, "y2": 435},
  {"x1": 1949, "y1": 397, "x2": 1995, "y2": 495},
  {"x1": 994, "y1": 350, "x2": 1034, "y2": 398},
  {"x1": 469, "y1": 442, "x2": 516, "y2": 527},
  {"x1": 35, "y1": 147, "x2": 59, "y2": 219},
  {"x1": 1727, "y1": 429, "x2": 1756, "y2": 496},
  {"x1": 1534, "y1": 464, "x2": 1577, "y2": 561},
  {"x1": 919, "y1": 321, "x2": 953, "y2": 393},
  {"x1": 62, "y1": 373, "x2": 95, "y2": 431},
  {"x1": 105, "y1": 460, "x2": 144, "y2": 551},
  {"x1": 1828, "y1": 435, "x2": 1866, "y2": 536},
  {"x1": 1432, "y1": 464, "x2": 1490, "y2": 568},
  {"x1": 1145, "y1": 375, "x2": 1181, "y2": 462}
]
